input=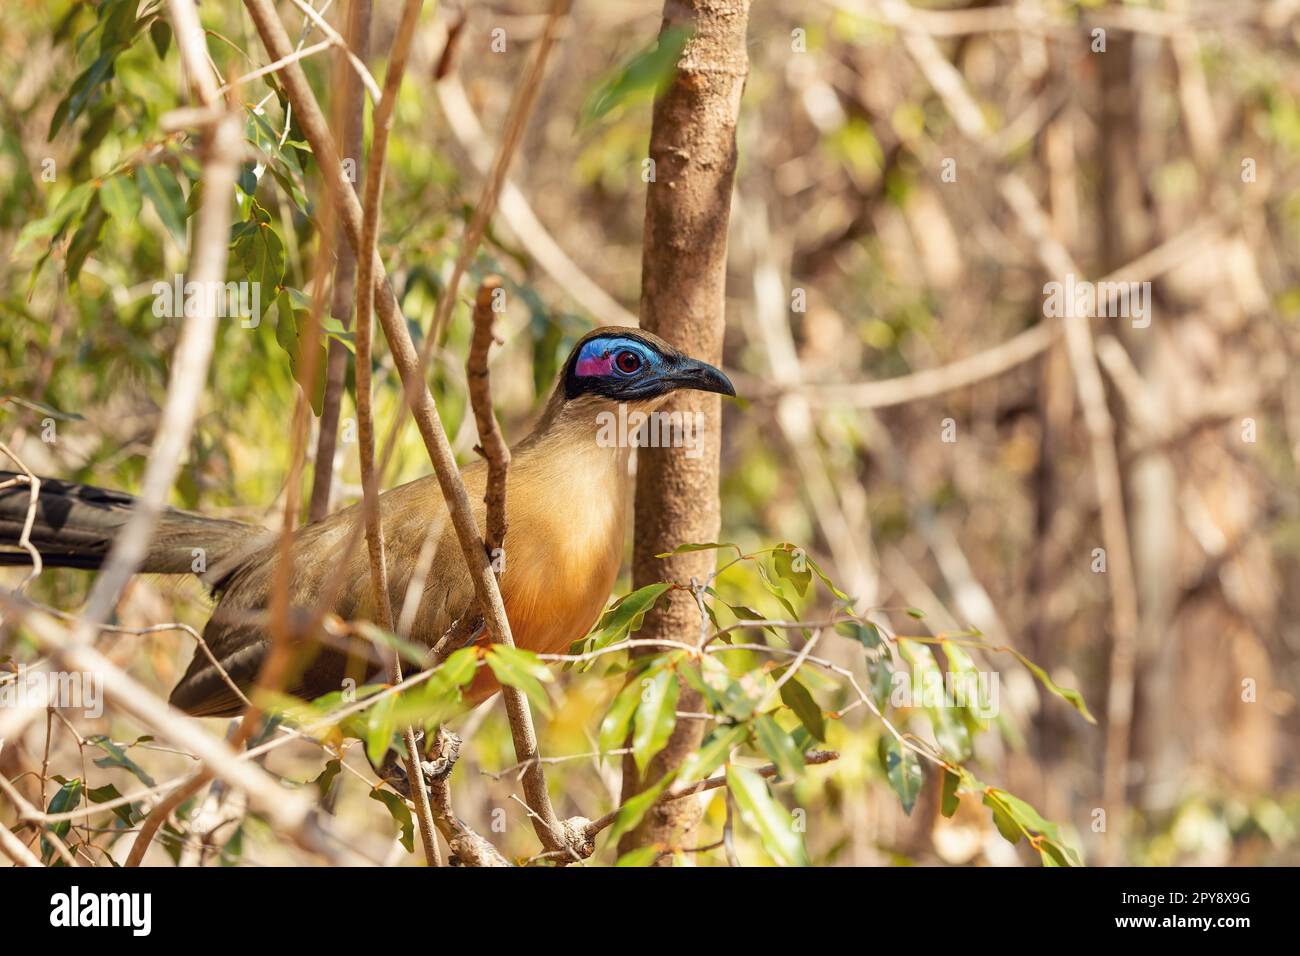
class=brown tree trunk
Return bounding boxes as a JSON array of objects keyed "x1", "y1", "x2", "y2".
[{"x1": 617, "y1": 0, "x2": 750, "y2": 863}]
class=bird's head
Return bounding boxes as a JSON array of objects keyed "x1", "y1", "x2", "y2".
[{"x1": 559, "y1": 327, "x2": 736, "y2": 410}]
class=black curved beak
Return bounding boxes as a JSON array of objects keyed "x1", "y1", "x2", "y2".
[{"x1": 669, "y1": 358, "x2": 737, "y2": 397}]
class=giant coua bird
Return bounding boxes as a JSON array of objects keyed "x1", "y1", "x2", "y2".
[{"x1": 0, "y1": 328, "x2": 734, "y2": 717}]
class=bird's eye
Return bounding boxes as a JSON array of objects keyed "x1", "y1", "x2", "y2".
[{"x1": 614, "y1": 350, "x2": 642, "y2": 374}]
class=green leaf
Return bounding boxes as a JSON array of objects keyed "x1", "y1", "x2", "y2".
[
  {"x1": 320, "y1": 315, "x2": 356, "y2": 353},
  {"x1": 905, "y1": 607, "x2": 926, "y2": 620},
  {"x1": 983, "y1": 788, "x2": 1083, "y2": 866},
  {"x1": 369, "y1": 788, "x2": 414, "y2": 853},
  {"x1": 615, "y1": 845, "x2": 661, "y2": 867},
  {"x1": 149, "y1": 18, "x2": 172, "y2": 59},
  {"x1": 587, "y1": 582, "x2": 672, "y2": 651},
  {"x1": 772, "y1": 544, "x2": 812, "y2": 597},
  {"x1": 754, "y1": 559, "x2": 800, "y2": 621},
  {"x1": 1007, "y1": 648, "x2": 1096, "y2": 724},
  {"x1": 838, "y1": 621, "x2": 895, "y2": 706},
  {"x1": 654, "y1": 541, "x2": 739, "y2": 558},
  {"x1": 42, "y1": 778, "x2": 83, "y2": 864},
  {"x1": 87, "y1": 782, "x2": 138, "y2": 827},
  {"x1": 898, "y1": 638, "x2": 971, "y2": 759},
  {"x1": 136, "y1": 163, "x2": 188, "y2": 248},
  {"x1": 940, "y1": 639, "x2": 992, "y2": 731},
  {"x1": 723, "y1": 603, "x2": 764, "y2": 625},
  {"x1": 984, "y1": 792, "x2": 1022, "y2": 844},
  {"x1": 677, "y1": 659, "x2": 722, "y2": 711},
  {"x1": 388, "y1": 646, "x2": 480, "y2": 730},
  {"x1": 778, "y1": 676, "x2": 826, "y2": 742},
  {"x1": 49, "y1": 50, "x2": 117, "y2": 138},
  {"x1": 1, "y1": 396, "x2": 84, "y2": 421},
  {"x1": 678, "y1": 722, "x2": 749, "y2": 785},
  {"x1": 580, "y1": 25, "x2": 694, "y2": 127},
  {"x1": 14, "y1": 181, "x2": 94, "y2": 254},
  {"x1": 352, "y1": 620, "x2": 436, "y2": 670},
  {"x1": 878, "y1": 736, "x2": 923, "y2": 815},
  {"x1": 838, "y1": 619, "x2": 885, "y2": 649},
  {"x1": 160, "y1": 821, "x2": 185, "y2": 865},
  {"x1": 441, "y1": 646, "x2": 480, "y2": 683},
  {"x1": 632, "y1": 668, "x2": 679, "y2": 772},
  {"x1": 14, "y1": 215, "x2": 66, "y2": 254},
  {"x1": 65, "y1": 194, "x2": 107, "y2": 282},
  {"x1": 99, "y1": 0, "x2": 141, "y2": 49},
  {"x1": 727, "y1": 765, "x2": 809, "y2": 866},
  {"x1": 237, "y1": 162, "x2": 258, "y2": 196},
  {"x1": 754, "y1": 715, "x2": 804, "y2": 781},
  {"x1": 233, "y1": 206, "x2": 284, "y2": 320},
  {"x1": 805, "y1": 554, "x2": 852, "y2": 603},
  {"x1": 221, "y1": 824, "x2": 245, "y2": 867},
  {"x1": 87, "y1": 735, "x2": 156, "y2": 787},
  {"x1": 607, "y1": 773, "x2": 674, "y2": 845},
  {"x1": 99, "y1": 173, "x2": 141, "y2": 223},
  {"x1": 940, "y1": 769, "x2": 961, "y2": 818},
  {"x1": 598, "y1": 678, "x2": 642, "y2": 755},
  {"x1": 365, "y1": 692, "x2": 397, "y2": 766},
  {"x1": 274, "y1": 289, "x2": 325, "y2": 413},
  {"x1": 486, "y1": 645, "x2": 554, "y2": 718},
  {"x1": 311, "y1": 759, "x2": 343, "y2": 800}
]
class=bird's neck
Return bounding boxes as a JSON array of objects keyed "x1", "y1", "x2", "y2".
[
  {"x1": 491, "y1": 392, "x2": 636, "y2": 659},
  {"x1": 512, "y1": 388, "x2": 641, "y2": 477}
]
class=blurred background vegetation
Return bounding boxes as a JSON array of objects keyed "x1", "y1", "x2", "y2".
[{"x1": 1, "y1": 0, "x2": 1297, "y2": 866}]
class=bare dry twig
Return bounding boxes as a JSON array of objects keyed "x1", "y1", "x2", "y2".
[
  {"x1": 467, "y1": 276, "x2": 511, "y2": 556},
  {"x1": 877, "y1": 0, "x2": 1142, "y2": 865},
  {"x1": 0, "y1": 600, "x2": 374, "y2": 865},
  {"x1": 427, "y1": 0, "x2": 575, "y2": 345},
  {"x1": 242, "y1": 0, "x2": 589, "y2": 860},
  {"x1": 34, "y1": 0, "x2": 241, "y2": 698},
  {"x1": 115, "y1": 0, "x2": 268, "y2": 864},
  {"x1": 433, "y1": 71, "x2": 638, "y2": 327},
  {"x1": 310, "y1": 0, "x2": 372, "y2": 523},
  {"x1": 0, "y1": 442, "x2": 43, "y2": 590},
  {"x1": 0, "y1": 819, "x2": 42, "y2": 867},
  {"x1": 351, "y1": 0, "x2": 441, "y2": 867}
]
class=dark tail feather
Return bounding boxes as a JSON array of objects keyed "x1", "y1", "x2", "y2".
[{"x1": 0, "y1": 471, "x2": 262, "y2": 577}]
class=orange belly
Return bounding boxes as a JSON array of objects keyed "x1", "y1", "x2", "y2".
[{"x1": 462, "y1": 534, "x2": 622, "y2": 704}]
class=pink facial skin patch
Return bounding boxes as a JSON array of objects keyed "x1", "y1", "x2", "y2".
[{"x1": 575, "y1": 351, "x2": 614, "y2": 377}]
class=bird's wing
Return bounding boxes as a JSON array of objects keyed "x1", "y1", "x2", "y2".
[{"x1": 168, "y1": 472, "x2": 484, "y2": 718}]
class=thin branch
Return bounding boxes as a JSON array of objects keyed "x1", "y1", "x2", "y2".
[
  {"x1": 1, "y1": 0, "x2": 244, "y2": 799},
  {"x1": 755, "y1": 627, "x2": 823, "y2": 713},
  {"x1": 793, "y1": 324, "x2": 1056, "y2": 409},
  {"x1": 722, "y1": 790, "x2": 740, "y2": 866},
  {"x1": 0, "y1": 820, "x2": 42, "y2": 867},
  {"x1": 242, "y1": 0, "x2": 587, "y2": 859},
  {"x1": 30, "y1": 598, "x2": 253, "y2": 712},
  {"x1": 434, "y1": 73, "x2": 638, "y2": 327},
  {"x1": 0, "y1": 772, "x2": 79, "y2": 866},
  {"x1": 423, "y1": 737, "x2": 510, "y2": 866},
  {"x1": 0, "y1": 601, "x2": 375, "y2": 865},
  {"x1": 467, "y1": 276, "x2": 510, "y2": 556},
  {"x1": 878, "y1": 0, "x2": 1141, "y2": 865},
  {"x1": 427, "y1": 0, "x2": 574, "y2": 344},
  {"x1": 582, "y1": 750, "x2": 841, "y2": 841},
  {"x1": 217, "y1": 39, "x2": 333, "y2": 94},
  {"x1": 0, "y1": 443, "x2": 43, "y2": 590},
  {"x1": 46, "y1": 0, "x2": 241, "y2": 673},
  {"x1": 283, "y1": 0, "x2": 382, "y2": 103},
  {"x1": 125, "y1": 771, "x2": 209, "y2": 867},
  {"x1": 310, "y1": 0, "x2": 372, "y2": 522},
  {"x1": 351, "y1": 0, "x2": 440, "y2": 867},
  {"x1": 753, "y1": 216, "x2": 1222, "y2": 410}
]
